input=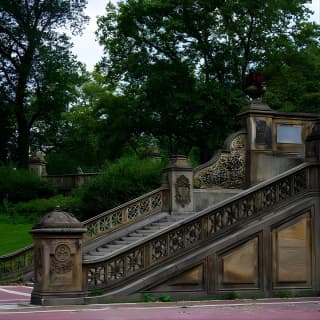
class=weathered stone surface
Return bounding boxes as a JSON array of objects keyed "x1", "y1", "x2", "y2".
[{"x1": 30, "y1": 208, "x2": 86, "y2": 305}]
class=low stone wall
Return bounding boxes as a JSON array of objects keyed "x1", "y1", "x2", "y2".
[
  {"x1": 193, "y1": 189, "x2": 241, "y2": 212},
  {"x1": 45, "y1": 173, "x2": 101, "y2": 192}
]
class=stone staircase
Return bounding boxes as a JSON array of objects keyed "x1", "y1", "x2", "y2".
[{"x1": 84, "y1": 213, "x2": 188, "y2": 261}]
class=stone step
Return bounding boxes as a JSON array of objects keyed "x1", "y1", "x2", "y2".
[
  {"x1": 121, "y1": 236, "x2": 143, "y2": 241},
  {"x1": 99, "y1": 244, "x2": 123, "y2": 251},
  {"x1": 83, "y1": 213, "x2": 191, "y2": 262},
  {"x1": 113, "y1": 240, "x2": 132, "y2": 245}
]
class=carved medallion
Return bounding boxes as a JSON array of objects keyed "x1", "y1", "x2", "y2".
[
  {"x1": 175, "y1": 175, "x2": 191, "y2": 207},
  {"x1": 50, "y1": 244, "x2": 72, "y2": 274}
]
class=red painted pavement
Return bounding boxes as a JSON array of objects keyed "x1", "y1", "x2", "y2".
[
  {"x1": 0, "y1": 286, "x2": 32, "y2": 305},
  {"x1": 1, "y1": 286, "x2": 320, "y2": 320}
]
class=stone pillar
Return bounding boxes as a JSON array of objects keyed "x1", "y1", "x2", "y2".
[
  {"x1": 306, "y1": 122, "x2": 320, "y2": 162},
  {"x1": 30, "y1": 207, "x2": 87, "y2": 306},
  {"x1": 29, "y1": 151, "x2": 47, "y2": 177},
  {"x1": 162, "y1": 155, "x2": 194, "y2": 214}
]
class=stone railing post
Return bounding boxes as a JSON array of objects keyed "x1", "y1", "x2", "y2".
[
  {"x1": 28, "y1": 151, "x2": 47, "y2": 177},
  {"x1": 162, "y1": 155, "x2": 194, "y2": 214},
  {"x1": 30, "y1": 207, "x2": 87, "y2": 305},
  {"x1": 305, "y1": 122, "x2": 320, "y2": 190}
]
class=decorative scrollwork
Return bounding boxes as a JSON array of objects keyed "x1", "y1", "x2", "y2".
[
  {"x1": 185, "y1": 222, "x2": 201, "y2": 245},
  {"x1": 151, "y1": 194, "x2": 162, "y2": 209},
  {"x1": 169, "y1": 230, "x2": 184, "y2": 254},
  {"x1": 279, "y1": 178, "x2": 291, "y2": 200},
  {"x1": 108, "y1": 258, "x2": 124, "y2": 281},
  {"x1": 99, "y1": 216, "x2": 111, "y2": 232},
  {"x1": 239, "y1": 196, "x2": 255, "y2": 219},
  {"x1": 88, "y1": 266, "x2": 106, "y2": 287},
  {"x1": 111, "y1": 211, "x2": 122, "y2": 226},
  {"x1": 261, "y1": 185, "x2": 276, "y2": 208},
  {"x1": 293, "y1": 170, "x2": 307, "y2": 194},
  {"x1": 140, "y1": 199, "x2": 150, "y2": 215},
  {"x1": 175, "y1": 175, "x2": 191, "y2": 207},
  {"x1": 194, "y1": 133, "x2": 247, "y2": 189},
  {"x1": 151, "y1": 237, "x2": 168, "y2": 262},
  {"x1": 126, "y1": 248, "x2": 144, "y2": 274},
  {"x1": 127, "y1": 204, "x2": 139, "y2": 220}
]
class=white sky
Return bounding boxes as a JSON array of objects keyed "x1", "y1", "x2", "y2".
[{"x1": 70, "y1": 0, "x2": 320, "y2": 71}]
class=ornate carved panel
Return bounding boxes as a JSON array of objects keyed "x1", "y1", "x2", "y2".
[
  {"x1": 219, "y1": 237, "x2": 259, "y2": 288},
  {"x1": 126, "y1": 248, "x2": 144, "y2": 274},
  {"x1": 107, "y1": 258, "x2": 125, "y2": 281},
  {"x1": 175, "y1": 175, "x2": 191, "y2": 207},
  {"x1": 272, "y1": 212, "x2": 312, "y2": 287},
  {"x1": 194, "y1": 132, "x2": 247, "y2": 189},
  {"x1": 88, "y1": 266, "x2": 106, "y2": 287},
  {"x1": 151, "y1": 237, "x2": 168, "y2": 263}
]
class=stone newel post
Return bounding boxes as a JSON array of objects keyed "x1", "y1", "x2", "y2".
[
  {"x1": 162, "y1": 155, "x2": 194, "y2": 214},
  {"x1": 30, "y1": 207, "x2": 87, "y2": 306}
]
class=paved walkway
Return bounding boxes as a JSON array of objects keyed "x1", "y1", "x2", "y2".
[{"x1": 1, "y1": 285, "x2": 320, "y2": 320}]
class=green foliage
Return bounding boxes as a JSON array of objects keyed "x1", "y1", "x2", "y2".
[
  {"x1": 45, "y1": 152, "x2": 79, "y2": 174},
  {"x1": 80, "y1": 155, "x2": 164, "y2": 219},
  {"x1": 159, "y1": 294, "x2": 172, "y2": 302},
  {"x1": 264, "y1": 26, "x2": 320, "y2": 113},
  {"x1": 96, "y1": 0, "x2": 314, "y2": 161},
  {"x1": 0, "y1": 0, "x2": 89, "y2": 167},
  {"x1": 221, "y1": 292, "x2": 240, "y2": 300},
  {"x1": 143, "y1": 293, "x2": 172, "y2": 302},
  {"x1": 272, "y1": 291, "x2": 295, "y2": 298},
  {"x1": 143, "y1": 293, "x2": 157, "y2": 302},
  {"x1": 0, "y1": 167, "x2": 56, "y2": 203},
  {"x1": 0, "y1": 195, "x2": 83, "y2": 223}
]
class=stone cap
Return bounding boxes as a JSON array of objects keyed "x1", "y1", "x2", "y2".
[
  {"x1": 31, "y1": 207, "x2": 86, "y2": 234},
  {"x1": 164, "y1": 155, "x2": 192, "y2": 171},
  {"x1": 238, "y1": 99, "x2": 272, "y2": 115}
]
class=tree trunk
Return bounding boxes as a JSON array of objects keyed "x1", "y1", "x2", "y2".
[{"x1": 16, "y1": 113, "x2": 30, "y2": 168}]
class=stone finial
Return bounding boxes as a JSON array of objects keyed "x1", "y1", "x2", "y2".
[{"x1": 31, "y1": 207, "x2": 84, "y2": 231}]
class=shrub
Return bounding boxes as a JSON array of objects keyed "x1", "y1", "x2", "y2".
[
  {"x1": 0, "y1": 166, "x2": 56, "y2": 203},
  {"x1": 0, "y1": 195, "x2": 83, "y2": 223},
  {"x1": 80, "y1": 155, "x2": 164, "y2": 219},
  {"x1": 45, "y1": 152, "x2": 79, "y2": 174}
]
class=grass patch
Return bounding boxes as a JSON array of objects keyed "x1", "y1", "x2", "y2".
[{"x1": 0, "y1": 221, "x2": 33, "y2": 255}]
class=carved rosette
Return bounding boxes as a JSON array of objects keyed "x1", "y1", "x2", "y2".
[
  {"x1": 194, "y1": 133, "x2": 247, "y2": 189},
  {"x1": 175, "y1": 175, "x2": 191, "y2": 208},
  {"x1": 50, "y1": 244, "x2": 73, "y2": 274}
]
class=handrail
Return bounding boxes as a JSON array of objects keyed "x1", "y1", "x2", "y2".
[
  {"x1": 83, "y1": 162, "x2": 314, "y2": 290},
  {"x1": 0, "y1": 245, "x2": 34, "y2": 282}
]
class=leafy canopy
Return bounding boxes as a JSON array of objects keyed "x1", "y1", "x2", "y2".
[{"x1": 0, "y1": 0, "x2": 89, "y2": 167}]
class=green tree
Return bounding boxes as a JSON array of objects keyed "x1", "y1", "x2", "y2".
[
  {"x1": 264, "y1": 22, "x2": 320, "y2": 113},
  {"x1": 46, "y1": 72, "x2": 138, "y2": 173},
  {"x1": 0, "y1": 0, "x2": 89, "y2": 167},
  {"x1": 97, "y1": 0, "x2": 315, "y2": 161}
]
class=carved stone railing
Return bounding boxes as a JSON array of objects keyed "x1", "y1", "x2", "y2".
[
  {"x1": 83, "y1": 188, "x2": 168, "y2": 242},
  {"x1": 83, "y1": 163, "x2": 312, "y2": 291},
  {"x1": 193, "y1": 131, "x2": 247, "y2": 189},
  {"x1": 0, "y1": 187, "x2": 168, "y2": 282},
  {"x1": 0, "y1": 245, "x2": 34, "y2": 283}
]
